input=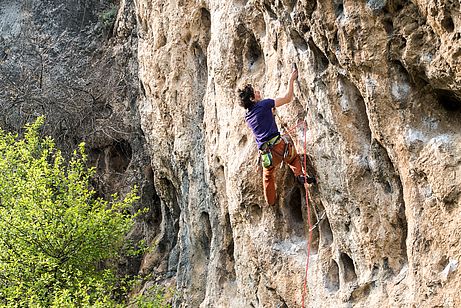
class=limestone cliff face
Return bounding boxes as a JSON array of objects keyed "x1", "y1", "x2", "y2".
[{"x1": 134, "y1": 0, "x2": 461, "y2": 307}]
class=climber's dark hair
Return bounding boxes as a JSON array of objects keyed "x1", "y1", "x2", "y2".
[{"x1": 238, "y1": 84, "x2": 255, "y2": 109}]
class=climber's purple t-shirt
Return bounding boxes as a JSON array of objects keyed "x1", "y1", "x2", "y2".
[{"x1": 245, "y1": 98, "x2": 280, "y2": 149}]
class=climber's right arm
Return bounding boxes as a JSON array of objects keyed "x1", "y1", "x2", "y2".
[{"x1": 274, "y1": 69, "x2": 298, "y2": 108}]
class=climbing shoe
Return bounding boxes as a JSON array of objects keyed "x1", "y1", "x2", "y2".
[{"x1": 297, "y1": 175, "x2": 316, "y2": 185}]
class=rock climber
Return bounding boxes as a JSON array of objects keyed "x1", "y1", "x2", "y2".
[{"x1": 238, "y1": 68, "x2": 315, "y2": 206}]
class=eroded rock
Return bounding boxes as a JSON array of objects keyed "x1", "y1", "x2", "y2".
[{"x1": 135, "y1": 0, "x2": 461, "y2": 307}]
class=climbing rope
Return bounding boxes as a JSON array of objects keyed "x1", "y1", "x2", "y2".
[
  {"x1": 301, "y1": 120, "x2": 311, "y2": 308},
  {"x1": 278, "y1": 118, "x2": 312, "y2": 308},
  {"x1": 276, "y1": 63, "x2": 324, "y2": 306}
]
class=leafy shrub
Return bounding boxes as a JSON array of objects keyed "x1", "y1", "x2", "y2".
[
  {"x1": 0, "y1": 117, "x2": 139, "y2": 306},
  {"x1": 131, "y1": 285, "x2": 173, "y2": 308},
  {"x1": 100, "y1": 5, "x2": 118, "y2": 31}
]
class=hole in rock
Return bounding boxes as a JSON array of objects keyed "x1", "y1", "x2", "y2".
[
  {"x1": 159, "y1": 177, "x2": 181, "y2": 245},
  {"x1": 238, "y1": 135, "x2": 247, "y2": 147},
  {"x1": 384, "y1": 180, "x2": 393, "y2": 193},
  {"x1": 371, "y1": 264, "x2": 379, "y2": 277},
  {"x1": 345, "y1": 221, "x2": 351, "y2": 233},
  {"x1": 144, "y1": 177, "x2": 181, "y2": 275},
  {"x1": 217, "y1": 212, "x2": 236, "y2": 286},
  {"x1": 108, "y1": 140, "x2": 132, "y2": 173},
  {"x1": 325, "y1": 259, "x2": 340, "y2": 292},
  {"x1": 334, "y1": 0, "x2": 344, "y2": 18},
  {"x1": 303, "y1": 200, "x2": 326, "y2": 253},
  {"x1": 287, "y1": 187, "x2": 303, "y2": 224},
  {"x1": 337, "y1": 75, "x2": 371, "y2": 141},
  {"x1": 444, "y1": 195, "x2": 460, "y2": 212},
  {"x1": 290, "y1": 29, "x2": 308, "y2": 51},
  {"x1": 157, "y1": 241, "x2": 166, "y2": 254},
  {"x1": 383, "y1": 17, "x2": 393, "y2": 35},
  {"x1": 192, "y1": 41, "x2": 207, "y2": 74},
  {"x1": 200, "y1": 212, "x2": 213, "y2": 260},
  {"x1": 309, "y1": 203, "x2": 322, "y2": 253},
  {"x1": 396, "y1": 3, "x2": 404, "y2": 10},
  {"x1": 435, "y1": 89, "x2": 461, "y2": 111},
  {"x1": 273, "y1": 33, "x2": 278, "y2": 50},
  {"x1": 320, "y1": 215, "x2": 333, "y2": 247},
  {"x1": 141, "y1": 172, "x2": 162, "y2": 237},
  {"x1": 340, "y1": 252, "x2": 358, "y2": 283},
  {"x1": 148, "y1": 200, "x2": 162, "y2": 235},
  {"x1": 383, "y1": 257, "x2": 391, "y2": 273},
  {"x1": 333, "y1": 31, "x2": 340, "y2": 47},
  {"x1": 308, "y1": 39, "x2": 329, "y2": 72},
  {"x1": 227, "y1": 237, "x2": 235, "y2": 264},
  {"x1": 441, "y1": 15, "x2": 454, "y2": 33},
  {"x1": 245, "y1": 32, "x2": 262, "y2": 69},
  {"x1": 200, "y1": 8, "x2": 211, "y2": 29},
  {"x1": 247, "y1": 203, "x2": 263, "y2": 220},
  {"x1": 224, "y1": 212, "x2": 235, "y2": 262},
  {"x1": 283, "y1": 187, "x2": 306, "y2": 238},
  {"x1": 397, "y1": 201, "x2": 408, "y2": 262},
  {"x1": 436, "y1": 255, "x2": 449, "y2": 272},
  {"x1": 301, "y1": 24, "x2": 310, "y2": 34},
  {"x1": 263, "y1": 2, "x2": 277, "y2": 19}
]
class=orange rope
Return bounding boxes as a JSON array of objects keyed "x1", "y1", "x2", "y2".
[{"x1": 301, "y1": 121, "x2": 311, "y2": 308}]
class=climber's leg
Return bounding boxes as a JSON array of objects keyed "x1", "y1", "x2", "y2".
[
  {"x1": 284, "y1": 140, "x2": 303, "y2": 177},
  {"x1": 262, "y1": 142, "x2": 284, "y2": 205},
  {"x1": 263, "y1": 165, "x2": 277, "y2": 206},
  {"x1": 284, "y1": 140, "x2": 316, "y2": 185}
]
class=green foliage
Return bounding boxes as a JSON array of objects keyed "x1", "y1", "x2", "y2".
[
  {"x1": 131, "y1": 285, "x2": 173, "y2": 308},
  {"x1": 0, "y1": 117, "x2": 139, "y2": 306},
  {"x1": 99, "y1": 5, "x2": 118, "y2": 30}
]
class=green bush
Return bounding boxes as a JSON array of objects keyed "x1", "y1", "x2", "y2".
[
  {"x1": 131, "y1": 285, "x2": 173, "y2": 308},
  {"x1": 100, "y1": 5, "x2": 118, "y2": 30},
  {"x1": 0, "y1": 117, "x2": 139, "y2": 306}
]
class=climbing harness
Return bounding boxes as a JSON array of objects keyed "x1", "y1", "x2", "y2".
[{"x1": 259, "y1": 134, "x2": 282, "y2": 168}]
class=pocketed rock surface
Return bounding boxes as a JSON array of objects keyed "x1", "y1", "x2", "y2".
[{"x1": 135, "y1": 0, "x2": 461, "y2": 306}]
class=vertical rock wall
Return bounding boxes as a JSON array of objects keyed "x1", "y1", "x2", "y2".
[
  {"x1": 138, "y1": 0, "x2": 460, "y2": 306},
  {"x1": 134, "y1": 0, "x2": 461, "y2": 306}
]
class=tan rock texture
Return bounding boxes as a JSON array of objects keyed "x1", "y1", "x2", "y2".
[
  {"x1": 132, "y1": 0, "x2": 461, "y2": 306},
  {"x1": 134, "y1": 0, "x2": 461, "y2": 306},
  {"x1": 110, "y1": 1, "x2": 461, "y2": 308}
]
